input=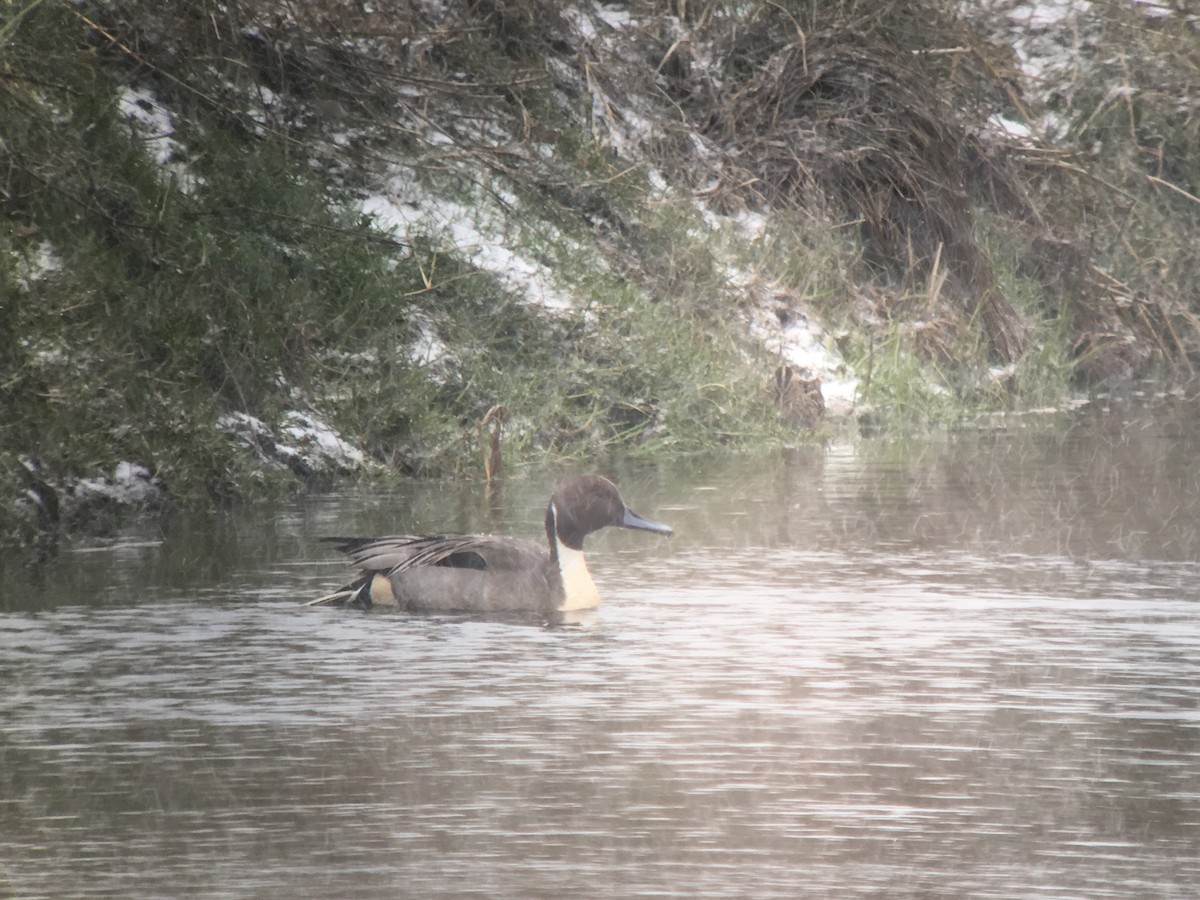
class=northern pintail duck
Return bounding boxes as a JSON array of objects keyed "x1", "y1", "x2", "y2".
[{"x1": 307, "y1": 475, "x2": 672, "y2": 615}]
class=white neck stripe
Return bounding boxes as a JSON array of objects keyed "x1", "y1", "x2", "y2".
[{"x1": 555, "y1": 538, "x2": 600, "y2": 611}]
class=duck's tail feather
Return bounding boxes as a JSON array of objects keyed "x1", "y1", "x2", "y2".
[
  {"x1": 320, "y1": 536, "x2": 380, "y2": 554},
  {"x1": 303, "y1": 576, "x2": 373, "y2": 609}
]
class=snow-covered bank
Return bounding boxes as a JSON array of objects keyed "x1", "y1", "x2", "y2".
[{"x1": 6, "y1": 0, "x2": 1199, "y2": 551}]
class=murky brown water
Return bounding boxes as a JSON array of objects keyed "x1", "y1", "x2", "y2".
[{"x1": 3, "y1": 398, "x2": 1200, "y2": 898}]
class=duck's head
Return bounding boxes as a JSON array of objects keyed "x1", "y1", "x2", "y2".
[{"x1": 546, "y1": 475, "x2": 673, "y2": 552}]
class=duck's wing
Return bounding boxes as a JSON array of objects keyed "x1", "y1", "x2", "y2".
[{"x1": 322, "y1": 533, "x2": 546, "y2": 574}]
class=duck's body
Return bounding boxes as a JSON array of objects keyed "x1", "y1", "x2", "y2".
[
  {"x1": 316, "y1": 532, "x2": 569, "y2": 614},
  {"x1": 308, "y1": 475, "x2": 671, "y2": 615}
]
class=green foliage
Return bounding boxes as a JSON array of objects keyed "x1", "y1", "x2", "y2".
[{"x1": 0, "y1": 4, "x2": 425, "y2": 532}]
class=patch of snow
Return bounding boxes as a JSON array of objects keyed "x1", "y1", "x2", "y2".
[
  {"x1": 984, "y1": 113, "x2": 1034, "y2": 144},
  {"x1": 1131, "y1": 0, "x2": 1171, "y2": 18},
  {"x1": 749, "y1": 303, "x2": 860, "y2": 417},
  {"x1": 118, "y1": 87, "x2": 203, "y2": 193},
  {"x1": 362, "y1": 183, "x2": 576, "y2": 312},
  {"x1": 219, "y1": 410, "x2": 369, "y2": 475},
  {"x1": 564, "y1": 3, "x2": 637, "y2": 41},
  {"x1": 971, "y1": 3, "x2": 1078, "y2": 81},
  {"x1": 696, "y1": 201, "x2": 723, "y2": 231},
  {"x1": 281, "y1": 411, "x2": 366, "y2": 470},
  {"x1": 646, "y1": 167, "x2": 669, "y2": 194},
  {"x1": 607, "y1": 104, "x2": 656, "y2": 153},
  {"x1": 688, "y1": 132, "x2": 716, "y2": 160},
  {"x1": 595, "y1": 4, "x2": 633, "y2": 30},
  {"x1": 14, "y1": 242, "x2": 63, "y2": 291},
  {"x1": 966, "y1": 1, "x2": 1104, "y2": 143},
  {"x1": 323, "y1": 348, "x2": 381, "y2": 369},
  {"x1": 733, "y1": 211, "x2": 769, "y2": 242},
  {"x1": 1038, "y1": 109, "x2": 1072, "y2": 143},
  {"x1": 242, "y1": 83, "x2": 285, "y2": 138},
  {"x1": 254, "y1": 83, "x2": 281, "y2": 110},
  {"x1": 562, "y1": 6, "x2": 601, "y2": 41},
  {"x1": 409, "y1": 317, "x2": 448, "y2": 365},
  {"x1": 76, "y1": 462, "x2": 161, "y2": 505},
  {"x1": 989, "y1": 363, "x2": 1017, "y2": 379},
  {"x1": 218, "y1": 411, "x2": 274, "y2": 442}
]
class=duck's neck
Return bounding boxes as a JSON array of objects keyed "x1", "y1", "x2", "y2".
[{"x1": 546, "y1": 501, "x2": 600, "y2": 611}]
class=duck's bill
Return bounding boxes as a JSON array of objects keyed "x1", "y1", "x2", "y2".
[{"x1": 620, "y1": 506, "x2": 674, "y2": 537}]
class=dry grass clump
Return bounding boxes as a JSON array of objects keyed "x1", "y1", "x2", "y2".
[
  {"x1": 580, "y1": 1, "x2": 1200, "y2": 381},
  {"x1": 1014, "y1": 0, "x2": 1200, "y2": 385},
  {"x1": 634, "y1": 7, "x2": 1030, "y2": 363}
]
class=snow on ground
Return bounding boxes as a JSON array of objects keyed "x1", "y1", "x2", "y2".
[
  {"x1": 967, "y1": 0, "x2": 1177, "y2": 142},
  {"x1": 984, "y1": 0, "x2": 1094, "y2": 85},
  {"x1": 748, "y1": 304, "x2": 859, "y2": 417},
  {"x1": 13, "y1": 241, "x2": 63, "y2": 290},
  {"x1": 362, "y1": 185, "x2": 576, "y2": 313},
  {"x1": 118, "y1": 88, "x2": 202, "y2": 193},
  {"x1": 218, "y1": 410, "x2": 367, "y2": 475},
  {"x1": 1130, "y1": 0, "x2": 1172, "y2": 17},
  {"x1": 408, "y1": 317, "x2": 448, "y2": 366},
  {"x1": 562, "y1": 4, "x2": 633, "y2": 41},
  {"x1": 279, "y1": 411, "x2": 367, "y2": 471},
  {"x1": 725, "y1": 265, "x2": 860, "y2": 417},
  {"x1": 984, "y1": 113, "x2": 1035, "y2": 144},
  {"x1": 76, "y1": 462, "x2": 162, "y2": 505}
]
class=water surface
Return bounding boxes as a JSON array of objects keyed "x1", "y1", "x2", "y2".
[{"x1": 3, "y1": 399, "x2": 1200, "y2": 897}]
